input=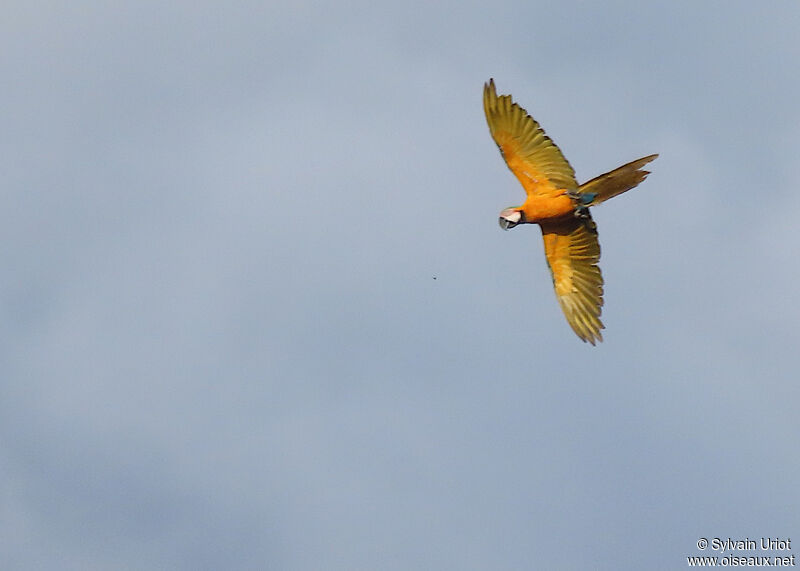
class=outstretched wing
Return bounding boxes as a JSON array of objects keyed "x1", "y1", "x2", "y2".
[
  {"x1": 540, "y1": 216, "x2": 604, "y2": 344},
  {"x1": 483, "y1": 79, "x2": 578, "y2": 199}
]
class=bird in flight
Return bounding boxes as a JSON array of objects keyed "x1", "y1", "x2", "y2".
[{"x1": 483, "y1": 79, "x2": 657, "y2": 344}]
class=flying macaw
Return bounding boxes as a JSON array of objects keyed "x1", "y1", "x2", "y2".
[{"x1": 483, "y1": 79, "x2": 657, "y2": 345}]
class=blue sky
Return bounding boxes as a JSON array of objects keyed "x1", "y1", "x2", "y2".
[{"x1": 2, "y1": 1, "x2": 799, "y2": 569}]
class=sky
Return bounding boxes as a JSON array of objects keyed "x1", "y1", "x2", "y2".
[{"x1": 2, "y1": 1, "x2": 799, "y2": 569}]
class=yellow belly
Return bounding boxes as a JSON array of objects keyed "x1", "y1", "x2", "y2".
[{"x1": 521, "y1": 194, "x2": 574, "y2": 223}]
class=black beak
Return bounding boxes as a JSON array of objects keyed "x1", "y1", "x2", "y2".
[{"x1": 499, "y1": 217, "x2": 517, "y2": 231}]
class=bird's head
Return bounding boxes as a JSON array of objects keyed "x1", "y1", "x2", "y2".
[{"x1": 498, "y1": 207, "x2": 524, "y2": 230}]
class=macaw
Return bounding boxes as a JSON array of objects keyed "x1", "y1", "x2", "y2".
[{"x1": 483, "y1": 79, "x2": 657, "y2": 344}]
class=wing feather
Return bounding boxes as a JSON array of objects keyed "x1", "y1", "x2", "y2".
[
  {"x1": 483, "y1": 79, "x2": 578, "y2": 199},
  {"x1": 540, "y1": 216, "x2": 604, "y2": 344}
]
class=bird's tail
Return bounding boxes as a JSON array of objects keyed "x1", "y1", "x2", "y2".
[{"x1": 578, "y1": 154, "x2": 658, "y2": 205}]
